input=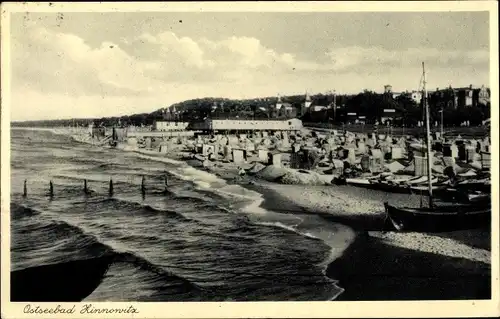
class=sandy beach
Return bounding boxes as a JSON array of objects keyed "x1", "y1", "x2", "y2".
[{"x1": 201, "y1": 161, "x2": 491, "y2": 300}]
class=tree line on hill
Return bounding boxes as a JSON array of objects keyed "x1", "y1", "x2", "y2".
[{"x1": 12, "y1": 91, "x2": 490, "y2": 128}]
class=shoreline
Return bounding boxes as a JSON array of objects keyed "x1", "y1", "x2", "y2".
[
  {"x1": 245, "y1": 182, "x2": 491, "y2": 300},
  {"x1": 16, "y1": 127, "x2": 491, "y2": 301}
]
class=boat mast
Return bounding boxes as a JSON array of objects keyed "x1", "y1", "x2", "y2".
[{"x1": 422, "y1": 62, "x2": 433, "y2": 208}]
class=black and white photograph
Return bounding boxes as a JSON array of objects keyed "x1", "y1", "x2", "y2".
[{"x1": 1, "y1": 1, "x2": 498, "y2": 318}]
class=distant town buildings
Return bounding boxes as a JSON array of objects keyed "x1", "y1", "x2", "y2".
[
  {"x1": 149, "y1": 83, "x2": 490, "y2": 130},
  {"x1": 383, "y1": 83, "x2": 489, "y2": 108},
  {"x1": 428, "y1": 84, "x2": 490, "y2": 109}
]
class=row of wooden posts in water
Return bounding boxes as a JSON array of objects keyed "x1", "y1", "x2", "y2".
[{"x1": 22, "y1": 175, "x2": 169, "y2": 198}]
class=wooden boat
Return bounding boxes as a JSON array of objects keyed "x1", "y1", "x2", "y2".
[
  {"x1": 455, "y1": 178, "x2": 491, "y2": 193},
  {"x1": 384, "y1": 62, "x2": 491, "y2": 232},
  {"x1": 342, "y1": 176, "x2": 412, "y2": 193},
  {"x1": 432, "y1": 187, "x2": 489, "y2": 204},
  {"x1": 409, "y1": 184, "x2": 447, "y2": 195},
  {"x1": 194, "y1": 154, "x2": 207, "y2": 162},
  {"x1": 383, "y1": 175, "x2": 414, "y2": 184},
  {"x1": 404, "y1": 175, "x2": 438, "y2": 185},
  {"x1": 384, "y1": 201, "x2": 491, "y2": 231},
  {"x1": 369, "y1": 180, "x2": 412, "y2": 194},
  {"x1": 345, "y1": 177, "x2": 377, "y2": 186}
]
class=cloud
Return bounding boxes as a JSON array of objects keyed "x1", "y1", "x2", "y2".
[
  {"x1": 10, "y1": 24, "x2": 490, "y2": 121},
  {"x1": 12, "y1": 26, "x2": 163, "y2": 96},
  {"x1": 132, "y1": 33, "x2": 307, "y2": 83},
  {"x1": 325, "y1": 46, "x2": 489, "y2": 72}
]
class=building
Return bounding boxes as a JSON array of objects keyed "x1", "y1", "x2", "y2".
[
  {"x1": 279, "y1": 102, "x2": 295, "y2": 118},
  {"x1": 477, "y1": 85, "x2": 490, "y2": 106},
  {"x1": 275, "y1": 95, "x2": 283, "y2": 110},
  {"x1": 303, "y1": 91, "x2": 336, "y2": 114},
  {"x1": 428, "y1": 84, "x2": 490, "y2": 109},
  {"x1": 380, "y1": 109, "x2": 398, "y2": 125},
  {"x1": 188, "y1": 118, "x2": 303, "y2": 133},
  {"x1": 455, "y1": 85, "x2": 475, "y2": 108},
  {"x1": 311, "y1": 105, "x2": 328, "y2": 112},
  {"x1": 388, "y1": 88, "x2": 423, "y2": 104},
  {"x1": 275, "y1": 95, "x2": 296, "y2": 118},
  {"x1": 161, "y1": 106, "x2": 182, "y2": 121},
  {"x1": 154, "y1": 121, "x2": 190, "y2": 131},
  {"x1": 345, "y1": 112, "x2": 358, "y2": 124},
  {"x1": 301, "y1": 92, "x2": 312, "y2": 115}
]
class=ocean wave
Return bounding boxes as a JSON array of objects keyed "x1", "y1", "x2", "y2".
[
  {"x1": 14, "y1": 214, "x2": 201, "y2": 292},
  {"x1": 11, "y1": 203, "x2": 42, "y2": 219},
  {"x1": 256, "y1": 221, "x2": 321, "y2": 240},
  {"x1": 135, "y1": 153, "x2": 184, "y2": 166},
  {"x1": 98, "y1": 197, "x2": 194, "y2": 222}
]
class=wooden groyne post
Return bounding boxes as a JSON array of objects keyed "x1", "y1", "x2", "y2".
[
  {"x1": 108, "y1": 178, "x2": 114, "y2": 197},
  {"x1": 23, "y1": 180, "x2": 27, "y2": 197},
  {"x1": 84, "y1": 179, "x2": 90, "y2": 195},
  {"x1": 141, "y1": 176, "x2": 146, "y2": 198},
  {"x1": 49, "y1": 180, "x2": 54, "y2": 198}
]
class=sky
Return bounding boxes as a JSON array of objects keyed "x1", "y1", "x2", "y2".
[{"x1": 8, "y1": 10, "x2": 491, "y2": 121}]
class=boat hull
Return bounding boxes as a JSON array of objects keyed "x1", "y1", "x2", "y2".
[
  {"x1": 345, "y1": 180, "x2": 412, "y2": 194},
  {"x1": 455, "y1": 182, "x2": 491, "y2": 194},
  {"x1": 369, "y1": 181, "x2": 412, "y2": 194},
  {"x1": 384, "y1": 202, "x2": 491, "y2": 232}
]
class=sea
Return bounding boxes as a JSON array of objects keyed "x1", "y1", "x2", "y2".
[{"x1": 10, "y1": 128, "x2": 353, "y2": 301}]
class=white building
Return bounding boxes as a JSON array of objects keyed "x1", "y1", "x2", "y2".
[
  {"x1": 154, "y1": 121, "x2": 190, "y2": 131},
  {"x1": 190, "y1": 118, "x2": 303, "y2": 132},
  {"x1": 390, "y1": 88, "x2": 422, "y2": 105}
]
